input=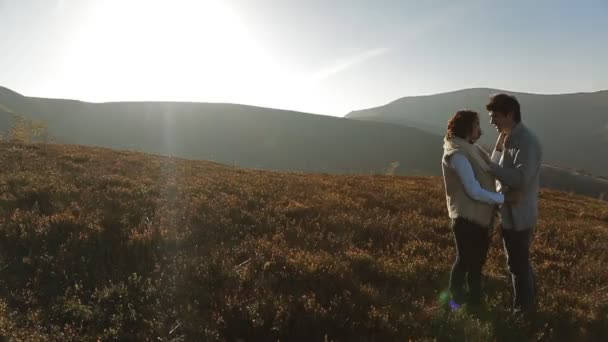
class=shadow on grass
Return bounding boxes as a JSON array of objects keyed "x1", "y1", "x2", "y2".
[{"x1": 428, "y1": 275, "x2": 588, "y2": 341}]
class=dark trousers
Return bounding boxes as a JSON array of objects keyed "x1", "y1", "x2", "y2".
[
  {"x1": 449, "y1": 217, "x2": 491, "y2": 305},
  {"x1": 502, "y1": 228, "x2": 536, "y2": 311}
]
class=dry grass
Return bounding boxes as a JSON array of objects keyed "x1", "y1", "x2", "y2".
[{"x1": 0, "y1": 142, "x2": 606, "y2": 341}]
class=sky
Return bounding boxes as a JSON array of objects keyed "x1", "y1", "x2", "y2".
[{"x1": 0, "y1": 0, "x2": 607, "y2": 116}]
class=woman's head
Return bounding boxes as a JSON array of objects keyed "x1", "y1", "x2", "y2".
[{"x1": 446, "y1": 110, "x2": 482, "y2": 142}]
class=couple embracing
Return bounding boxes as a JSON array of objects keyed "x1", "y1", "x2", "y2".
[{"x1": 442, "y1": 93, "x2": 542, "y2": 317}]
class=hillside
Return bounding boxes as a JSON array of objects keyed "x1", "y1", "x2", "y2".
[
  {"x1": 2, "y1": 86, "x2": 608, "y2": 201},
  {"x1": 347, "y1": 88, "x2": 608, "y2": 177},
  {"x1": 0, "y1": 143, "x2": 607, "y2": 340},
  {"x1": 0, "y1": 86, "x2": 440, "y2": 176},
  {"x1": 541, "y1": 165, "x2": 608, "y2": 200}
]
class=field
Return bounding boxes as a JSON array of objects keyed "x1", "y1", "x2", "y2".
[{"x1": 0, "y1": 142, "x2": 607, "y2": 341}]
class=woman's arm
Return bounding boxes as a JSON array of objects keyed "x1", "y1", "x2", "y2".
[{"x1": 450, "y1": 153, "x2": 504, "y2": 205}]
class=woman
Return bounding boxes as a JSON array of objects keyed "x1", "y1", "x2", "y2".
[{"x1": 441, "y1": 110, "x2": 510, "y2": 308}]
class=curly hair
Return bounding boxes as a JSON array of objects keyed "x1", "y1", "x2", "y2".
[{"x1": 446, "y1": 110, "x2": 479, "y2": 139}]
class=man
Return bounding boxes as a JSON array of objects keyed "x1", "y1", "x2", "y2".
[{"x1": 487, "y1": 93, "x2": 542, "y2": 315}]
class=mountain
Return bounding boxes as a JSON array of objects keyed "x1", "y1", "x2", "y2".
[
  {"x1": 347, "y1": 88, "x2": 608, "y2": 177},
  {"x1": 1, "y1": 86, "x2": 607, "y2": 199},
  {"x1": 0, "y1": 86, "x2": 441, "y2": 176},
  {"x1": 540, "y1": 165, "x2": 608, "y2": 200},
  {"x1": 540, "y1": 165, "x2": 608, "y2": 199},
  {"x1": 1, "y1": 143, "x2": 606, "y2": 340}
]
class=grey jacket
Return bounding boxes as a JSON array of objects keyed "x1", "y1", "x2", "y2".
[{"x1": 490, "y1": 123, "x2": 542, "y2": 231}]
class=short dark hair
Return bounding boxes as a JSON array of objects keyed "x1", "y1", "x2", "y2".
[
  {"x1": 486, "y1": 93, "x2": 521, "y2": 123},
  {"x1": 446, "y1": 110, "x2": 479, "y2": 139}
]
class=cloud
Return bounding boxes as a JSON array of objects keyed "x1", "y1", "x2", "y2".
[
  {"x1": 303, "y1": 1, "x2": 475, "y2": 83},
  {"x1": 307, "y1": 47, "x2": 390, "y2": 82}
]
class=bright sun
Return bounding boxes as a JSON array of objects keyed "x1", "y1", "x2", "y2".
[{"x1": 60, "y1": 0, "x2": 293, "y2": 104}]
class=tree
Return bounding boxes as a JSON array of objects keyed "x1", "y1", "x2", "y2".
[
  {"x1": 0, "y1": 103, "x2": 49, "y2": 144},
  {"x1": 385, "y1": 161, "x2": 400, "y2": 176},
  {"x1": 9, "y1": 112, "x2": 30, "y2": 143},
  {"x1": 30, "y1": 119, "x2": 49, "y2": 142}
]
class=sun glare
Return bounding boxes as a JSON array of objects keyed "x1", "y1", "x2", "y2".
[{"x1": 59, "y1": 0, "x2": 292, "y2": 104}]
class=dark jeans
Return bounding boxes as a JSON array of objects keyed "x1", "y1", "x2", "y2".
[
  {"x1": 502, "y1": 228, "x2": 536, "y2": 312},
  {"x1": 449, "y1": 217, "x2": 491, "y2": 305}
]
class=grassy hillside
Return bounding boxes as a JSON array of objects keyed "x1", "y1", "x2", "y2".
[
  {"x1": 347, "y1": 88, "x2": 608, "y2": 177},
  {"x1": 2, "y1": 86, "x2": 608, "y2": 201},
  {"x1": 0, "y1": 142, "x2": 607, "y2": 341},
  {"x1": 0, "y1": 86, "x2": 441, "y2": 176},
  {"x1": 540, "y1": 165, "x2": 608, "y2": 199}
]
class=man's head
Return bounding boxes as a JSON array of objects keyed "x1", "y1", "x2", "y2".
[
  {"x1": 486, "y1": 93, "x2": 521, "y2": 133},
  {"x1": 446, "y1": 110, "x2": 482, "y2": 143}
]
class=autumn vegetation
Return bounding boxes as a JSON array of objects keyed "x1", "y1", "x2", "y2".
[{"x1": 0, "y1": 142, "x2": 606, "y2": 341}]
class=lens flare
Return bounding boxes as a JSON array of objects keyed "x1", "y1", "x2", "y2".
[
  {"x1": 448, "y1": 299, "x2": 461, "y2": 311},
  {"x1": 439, "y1": 291, "x2": 450, "y2": 303}
]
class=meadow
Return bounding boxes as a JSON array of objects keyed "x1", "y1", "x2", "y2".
[{"x1": 0, "y1": 142, "x2": 606, "y2": 341}]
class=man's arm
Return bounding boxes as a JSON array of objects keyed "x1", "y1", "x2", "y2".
[{"x1": 490, "y1": 139, "x2": 541, "y2": 190}]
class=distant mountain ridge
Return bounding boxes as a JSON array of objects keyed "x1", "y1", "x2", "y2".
[
  {"x1": 347, "y1": 87, "x2": 608, "y2": 177},
  {"x1": 1, "y1": 85, "x2": 607, "y2": 199},
  {"x1": 0, "y1": 86, "x2": 441, "y2": 176}
]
